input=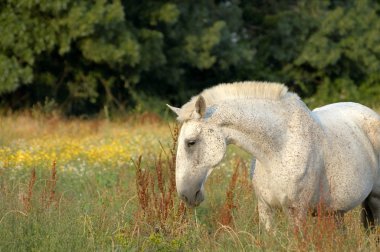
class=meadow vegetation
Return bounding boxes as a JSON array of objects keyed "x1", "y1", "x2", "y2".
[{"x1": 1, "y1": 113, "x2": 380, "y2": 251}]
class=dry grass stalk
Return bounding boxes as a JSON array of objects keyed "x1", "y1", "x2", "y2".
[
  {"x1": 21, "y1": 161, "x2": 60, "y2": 212},
  {"x1": 219, "y1": 159, "x2": 240, "y2": 227},
  {"x1": 22, "y1": 168, "x2": 36, "y2": 212},
  {"x1": 40, "y1": 160, "x2": 59, "y2": 209},
  {"x1": 48, "y1": 160, "x2": 58, "y2": 207},
  {"x1": 295, "y1": 194, "x2": 345, "y2": 252},
  {"x1": 134, "y1": 124, "x2": 187, "y2": 234},
  {"x1": 135, "y1": 156, "x2": 150, "y2": 213}
]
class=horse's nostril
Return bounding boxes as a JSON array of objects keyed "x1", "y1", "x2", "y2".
[{"x1": 180, "y1": 190, "x2": 203, "y2": 206}]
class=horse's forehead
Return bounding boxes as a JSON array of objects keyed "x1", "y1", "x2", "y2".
[{"x1": 181, "y1": 121, "x2": 202, "y2": 137}]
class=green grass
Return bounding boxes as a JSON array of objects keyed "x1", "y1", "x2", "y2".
[{"x1": 0, "y1": 114, "x2": 379, "y2": 251}]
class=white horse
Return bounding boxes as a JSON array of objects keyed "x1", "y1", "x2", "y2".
[{"x1": 167, "y1": 81, "x2": 380, "y2": 231}]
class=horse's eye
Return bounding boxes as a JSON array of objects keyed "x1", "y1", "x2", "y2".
[{"x1": 186, "y1": 140, "x2": 196, "y2": 147}]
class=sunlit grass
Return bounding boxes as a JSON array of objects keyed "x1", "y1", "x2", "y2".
[{"x1": 0, "y1": 115, "x2": 170, "y2": 171}]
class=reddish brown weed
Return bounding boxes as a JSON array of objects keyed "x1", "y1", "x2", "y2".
[
  {"x1": 41, "y1": 160, "x2": 58, "y2": 209},
  {"x1": 22, "y1": 168, "x2": 36, "y2": 212},
  {"x1": 21, "y1": 161, "x2": 60, "y2": 212},
  {"x1": 218, "y1": 159, "x2": 241, "y2": 227},
  {"x1": 134, "y1": 124, "x2": 187, "y2": 235},
  {"x1": 295, "y1": 197, "x2": 345, "y2": 251}
]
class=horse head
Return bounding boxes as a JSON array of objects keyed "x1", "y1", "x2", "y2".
[{"x1": 168, "y1": 96, "x2": 226, "y2": 207}]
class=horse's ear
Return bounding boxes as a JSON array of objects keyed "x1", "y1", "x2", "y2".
[
  {"x1": 166, "y1": 104, "x2": 181, "y2": 116},
  {"x1": 195, "y1": 95, "x2": 206, "y2": 117}
]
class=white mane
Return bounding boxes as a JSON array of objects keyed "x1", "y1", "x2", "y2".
[{"x1": 178, "y1": 81, "x2": 289, "y2": 121}]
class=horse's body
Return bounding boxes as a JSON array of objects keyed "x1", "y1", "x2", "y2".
[
  {"x1": 313, "y1": 103, "x2": 380, "y2": 211},
  {"x1": 168, "y1": 81, "x2": 380, "y2": 230}
]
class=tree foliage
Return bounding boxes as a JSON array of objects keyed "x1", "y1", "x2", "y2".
[
  {"x1": 0, "y1": 0, "x2": 379, "y2": 115},
  {"x1": 292, "y1": 0, "x2": 380, "y2": 107}
]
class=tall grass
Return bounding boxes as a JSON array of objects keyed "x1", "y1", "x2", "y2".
[{"x1": 0, "y1": 114, "x2": 379, "y2": 251}]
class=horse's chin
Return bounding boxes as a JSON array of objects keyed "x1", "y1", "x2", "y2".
[{"x1": 184, "y1": 200, "x2": 202, "y2": 208}]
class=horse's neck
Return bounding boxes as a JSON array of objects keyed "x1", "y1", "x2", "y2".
[{"x1": 214, "y1": 97, "x2": 315, "y2": 166}]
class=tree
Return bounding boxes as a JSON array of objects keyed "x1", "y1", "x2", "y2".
[
  {"x1": 1, "y1": 0, "x2": 379, "y2": 115},
  {"x1": 0, "y1": 0, "x2": 138, "y2": 112},
  {"x1": 292, "y1": 0, "x2": 380, "y2": 108}
]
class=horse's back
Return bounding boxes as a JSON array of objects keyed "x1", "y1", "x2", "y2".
[
  {"x1": 312, "y1": 102, "x2": 380, "y2": 211},
  {"x1": 313, "y1": 102, "x2": 380, "y2": 152}
]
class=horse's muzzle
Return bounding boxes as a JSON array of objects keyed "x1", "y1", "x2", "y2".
[{"x1": 179, "y1": 188, "x2": 204, "y2": 207}]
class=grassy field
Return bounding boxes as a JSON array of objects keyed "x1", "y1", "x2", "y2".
[{"x1": 0, "y1": 113, "x2": 379, "y2": 251}]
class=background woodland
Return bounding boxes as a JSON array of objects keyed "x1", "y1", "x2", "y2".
[{"x1": 1, "y1": 0, "x2": 380, "y2": 115}]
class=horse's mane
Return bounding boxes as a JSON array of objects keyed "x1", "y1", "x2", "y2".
[{"x1": 178, "y1": 81, "x2": 290, "y2": 121}]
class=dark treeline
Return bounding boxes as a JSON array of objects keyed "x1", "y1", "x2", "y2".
[{"x1": 1, "y1": 0, "x2": 380, "y2": 115}]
